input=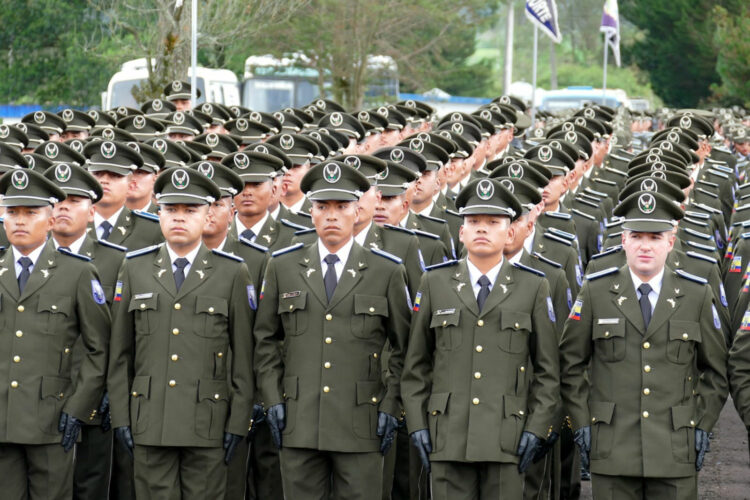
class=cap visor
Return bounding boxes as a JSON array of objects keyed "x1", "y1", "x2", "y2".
[
  {"x1": 306, "y1": 189, "x2": 359, "y2": 201},
  {"x1": 87, "y1": 164, "x2": 134, "y2": 176},
  {"x1": 622, "y1": 220, "x2": 674, "y2": 233}
]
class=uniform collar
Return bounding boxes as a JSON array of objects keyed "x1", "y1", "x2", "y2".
[
  {"x1": 628, "y1": 267, "x2": 665, "y2": 297},
  {"x1": 53, "y1": 233, "x2": 87, "y2": 254},
  {"x1": 354, "y1": 222, "x2": 372, "y2": 246},
  {"x1": 318, "y1": 237, "x2": 354, "y2": 270},
  {"x1": 166, "y1": 242, "x2": 201, "y2": 267},
  {"x1": 94, "y1": 205, "x2": 124, "y2": 229},
  {"x1": 466, "y1": 256, "x2": 504, "y2": 289}
]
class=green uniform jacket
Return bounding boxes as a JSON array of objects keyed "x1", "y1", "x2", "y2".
[
  {"x1": 87, "y1": 208, "x2": 163, "y2": 251},
  {"x1": 0, "y1": 241, "x2": 111, "y2": 444},
  {"x1": 401, "y1": 259, "x2": 560, "y2": 463},
  {"x1": 559, "y1": 266, "x2": 728, "y2": 478},
  {"x1": 228, "y1": 214, "x2": 297, "y2": 252},
  {"x1": 253, "y1": 241, "x2": 411, "y2": 453},
  {"x1": 108, "y1": 244, "x2": 255, "y2": 447},
  {"x1": 728, "y1": 328, "x2": 750, "y2": 431},
  {"x1": 406, "y1": 212, "x2": 456, "y2": 259}
]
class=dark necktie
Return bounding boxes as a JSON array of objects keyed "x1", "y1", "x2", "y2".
[
  {"x1": 241, "y1": 229, "x2": 256, "y2": 242},
  {"x1": 173, "y1": 258, "x2": 189, "y2": 291},
  {"x1": 100, "y1": 221, "x2": 113, "y2": 240},
  {"x1": 638, "y1": 283, "x2": 653, "y2": 329},
  {"x1": 477, "y1": 275, "x2": 491, "y2": 313},
  {"x1": 17, "y1": 257, "x2": 32, "y2": 294},
  {"x1": 323, "y1": 254, "x2": 339, "y2": 303}
]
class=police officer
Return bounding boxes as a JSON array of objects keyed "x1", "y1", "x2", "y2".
[
  {"x1": 560, "y1": 190, "x2": 728, "y2": 499},
  {"x1": 108, "y1": 168, "x2": 255, "y2": 499},
  {"x1": 253, "y1": 161, "x2": 411, "y2": 499},
  {"x1": 0, "y1": 168, "x2": 110, "y2": 500},
  {"x1": 401, "y1": 178, "x2": 560, "y2": 499}
]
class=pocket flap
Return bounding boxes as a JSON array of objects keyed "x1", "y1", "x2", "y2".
[
  {"x1": 196, "y1": 296, "x2": 228, "y2": 316},
  {"x1": 589, "y1": 401, "x2": 615, "y2": 425},
  {"x1": 592, "y1": 322, "x2": 625, "y2": 340},
  {"x1": 128, "y1": 293, "x2": 158, "y2": 312},
  {"x1": 669, "y1": 320, "x2": 702, "y2": 343},
  {"x1": 40, "y1": 376, "x2": 71, "y2": 399},
  {"x1": 354, "y1": 294, "x2": 389, "y2": 317},
  {"x1": 356, "y1": 381, "x2": 384, "y2": 406},
  {"x1": 503, "y1": 394, "x2": 528, "y2": 418},
  {"x1": 130, "y1": 375, "x2": 151, "y2": 399},
  {"x1": 198, "y1": 379, "x2": 229, "y2": 402},
  {"x1": 429, "y1": 309, "x2": 460, "y2": 328},
  {"x1": 427, "y1": 392, "x2": 450, "y2": 415},
  {"x1": 283, "y1": 376, "x2": 298, "y2": 401},
  {"x1": 278, "y1": 291, "x2": 307, "y2": 314},
  {"x1": 501, "y1": 311, "x2": 532, "y2": 331},
  {"x1": 37, "y1": 294, "x2": 72, "y2": 316},
  {"x1": 671, "y1": 405, "x2": 697, "y2": 431}
]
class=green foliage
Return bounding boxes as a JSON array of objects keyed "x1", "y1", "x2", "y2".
[{"x1": 710, "y1": 5, "x2": 750, "y2": 108}]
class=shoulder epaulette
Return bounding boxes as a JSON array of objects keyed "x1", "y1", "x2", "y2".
[
  {"x1": 271, "y1": 242, "x2": 304, "y2": 258},
  {"x1": 531, "y1": 252, "x2": 562, "y2": 268},
  {"x1": 605, "y1": 217, "x2": 624, "y2": 229},
  {"x1": 95, "y1": 239, "x2": 127, "y2": 252},
  {"x1": 574, "y1": 197, "x2": 599, "y2": 209},
  {"x1": 584, "y1": 187, "x2": 608, "y2": 198},
  {"x1": 58, "y1": 247, "x2": 92, "y2": 261},
  {"x1": 706, "y1": 168, "x2": 728, "y2": 179},
  {"x1": 695, "y1": 187, "x2": 718, "y2": 199},
  {"x1": 692, "y1": 202, "x2": 722, "y2": 214},
  {"x1": 697, "y1": 180, "x2": 719, "y2": 189},
  {"x1": 609, "y1": 154, "x2": 629, "y2": 162},
  {"x1": 682, "y1": 227, "x2": 713, "y2": 240},
  {"x1": 579, "y1": 194, "x2": 603, "y2": 204},
  {"x1": 684, "y1": 240, "x2": 716, "y2": 252},
  {"x1": 544, "y1": 211, "x2": 572, "y2": 220},
  {"x1": 684, "y1": 210, "x2": 710, "y2": 220},
  {"x1": 585, "y1": 267, "x2": 619, "y2": 281},
  {"x1": 606, "y1": 231, "x2": 623, "y2": 239},
  {"x1": 591, "y1": 245, "x2": 622, "y2": 260},
  {"x1": 604, "y1": 166, "x2": 627, "y2": 177},
  {"x1": 212, "y1": 248, "x2": 244, "y2": 262},
  {"x1": 293, "y1": 210, "x2": 312, "y2": 219},
  {"x1": 571, "y1": 208, "x2": 596, "y2": 221},
  {"x1": 238, "y1": 236, "x2": 269, "y2": 253},
  {"x1": 741, "y1": 231, "x2": 750, "y2": 240},
  {"x1": 738, "y1": 181, "x2": 750, "y2": 191},
  {"x1": 293, "y1": 227, "x2": 316, "y2": 237},
  {"x1": 591, "y1": 178, "x2": 617, "y2": 186},
  {"x1": 675, "y1": 269, "x2": 708, "y2": 284},
  {"x1": 383, "y1": 224, "x2": 416, "y2": 236},
  {"x1": 712, "y1": 164, "x2": 733, "y2": 174},
  {"x1": 417, "y1": 213, "x2": 447, "y2": 224},
  {"x1": 735, "y1": 203, "x2": 750, "y2": 212},
  {"x1": 512, "y1": 261, "x2": 545, "y2": 277},
  {"x1": 126, "y1": 244, "x2": 161, "y2": 259},
  {"x1": 412, "y1": 228, "x2": 440, "y2": 240},
  {"x1": 132, "y1": 209, "x2": 159, "y2": 222},
  {"x1": 685, "y1": 251, "x2": 717, "y2": 264},
  {"x1": 445, "y1": 209, "x2": 461, "y2": 218},
  {"x1": 547, "y1": 227, "x2": 576, "y2": 241},
  {"x1": 370, "y1": 247, "x2": 402, "y2": 264},
  {"x1": 280, "y1": 218, "x2": 309, "y2": 231},
  {"x1": 425, "y1": 259, "x2": 458, "y2": 271},
  {"x1": 682, "y1": 217, "x2": 708, "y2": 228},
  {"x1": 542, "y1": 231, "x2": 572, "y2": 246}
]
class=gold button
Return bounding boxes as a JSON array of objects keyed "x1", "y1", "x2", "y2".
[
  {"x1": 17, "y1": 305, "x2": 24, "y2": 312},
  {"x1": 688, "y1": 376, "x2": 692, "y2": 382},
  {"x1": 369, "y1": 307, "x2": 375, "y2": 313},
  {"x1": 643, "y1": 342, "x2": 650, "y2": 349},
  {"x1": 12, "y1": 355, "x2": 20, "y2": 363},
  {"x1": 64, "y1": 347, "x2": 70, "y2": 354},
  {"x1": 642, "y1": 411, "x2": 649, "y2": 418},
  {"x1": 644, "y1": 365, "x2": 651, "y2": 373},
  {"x1": 140, "y1": 303, "x2": 146, "y2": 310},
  {"x1": 431, "y1": 411, "x2": 438, "y2": 416},
  {"x1": 217, "y1": 352, "x2": 223, "y2": 358},
  {"x1": 214, "y1": 393, "x2": 220, "y2": 400},
  {"x1": 323, "y1": 386, "x2": 330, "y2": 393},
  {"x1": 15, "y1": 330, "x2": 22, "y2": 338},
  {"x1": 592, "y1": 417, "x2": 597, "y2": 423},
  {"x1": 289, "y1": 305, "x2": 293, "y2": 310},
  {"x1": 168, "y1": 380, "x2": 176, "y2": 387},
  {"x1": 472, "y1": 397, "x2": 480, "y2": 405},
  {"x1": 324, "y1": 362, "x2": 331, "y2": 369},
  {"x1": 325, "y1": 314, "x2": 333, "y2": 321},
  {"x1": 171, "y1": 354, "x2": 178, "y2": 361},
  {"x1": 515, "y1": 322, "x2": 520, "y2": 329},
  {"x1": 325, "y1": 337, "x2": 332, "y2": 344},
  {"x1": 682, "y1": 333, "x2": 688, "y2": 340},
  {"x1": 132, "y1": 391, "x2": 138, "y2": 397},
  {"x1": 474, "y1": 372, "x2": 481, "y2": 379},
  {"x1": 519, "y1": 410, "x2": 525, "y2": 416},
  {"x1": 172, "y1": 328, "x2": 179, "y2": 335},
  {"x1": 371, "y1": 397, "x2": 377, "y2": 403},
  {"x1": 690, "y1": 420, "x2": 695, "y2": 427},
  {"x1": 59, "y1": 392, "x2": 64, "y2": 398},
  {"x1": 475, "y1": 345, "x2": 483, "y2": 352},
  {"x1": 442, "y1": 320, "x2": 447, "y2": 326},
  {"x1": 51, "y1": 305, "x2": 57, "y2": 310},
  {"x1": 174, "y1": 303, "x2": 181, "y2": 310},
  {"x1": 10, "y1": 381, "x2": 18, "y2": 388},
  {"x1": 477, "y1": 320, "x2": 484, "y2": 327},
  {"x1": 373, "y1": 353, "x2": 378, "y2": 359},
  {"x1": 208, "y1": 307, "x2": 215, "y2": 313},
  {"x1": 520, "y1": 366, "x2": 526, "y2": 373},
  {"x1": 604, "y1": 331, "x2": 610, "y2": 337},
  {"x1": 643, "y1": 388, "x2": 650, "y2": 395}
]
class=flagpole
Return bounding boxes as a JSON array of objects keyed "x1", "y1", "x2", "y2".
[
  {"x1": 530, "y1": 25, "x2": 538, "y2": 134},
  {"x1": 602, "y1": 34, "x2": 608, "y2": 103}
]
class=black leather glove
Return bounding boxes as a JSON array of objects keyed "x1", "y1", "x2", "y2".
[
  {"x1": 517, "y1": 431, "x2": 542, "y2": 473},
  {"x1": 223, "y1": 432, "x2": 244, "y2": 464},
  {"x1": 248, "y1": 404, "x2": 266, "y2": 439},
  {"x1": 695, "y1": 428, "x2": 710, "y2": 471},
  {"x1": 266, "y1": 403, "x2": 285, "y2": 449},
  {"x1": 533, "y1": 431, "x2": 560, "y2": 464},
  {"x1": 59, "y1": 412, "x2": 82, "y2": 452},
  {"x1": 376, "y1": 412, "x2": 399, "y2": 455},
  {"x1": 99, "y1": 392, "x2": 111, "y2": 432},
  {"x1": 574, "y1": 426, "x2": 591, "y2": 471},
  {"x1": 115, "y1": 426, "x2": 135, "y2": 458},
  {"x1": 410, "y1": 429, "x2": 432, "y2": 473}
]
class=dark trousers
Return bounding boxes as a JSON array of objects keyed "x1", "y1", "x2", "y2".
[
  {"x1": 109, "y1": 436, "x2": 136, "y2": 500},
  {"x1": 279, "y1": 447, "x2": 383, "y2": 500},
  {"x1": 0, "y1": 442, "x2": 74, "y2": 500},
  {"x1": 591, "y1": 474, "x2": 697, "y2": 500},
  {"x1": 133, "y1": 445, "x2": 226, "y2": 500},
  {"x1": 382, "y1": 425, "x2": 430, "y2": 500},
  {"x1": 73, "y1": 424, "x2": 113, "y2": 500},
  {"x1": 431, "y1": 461, "x2": 523, "y2": 500},
  {"x1": 226, "y1": 424, "x2": 284, "y2": 500}
]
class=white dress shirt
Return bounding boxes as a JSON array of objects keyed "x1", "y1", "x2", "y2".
[
  {"x1": 93, "y1": 207, "x2": 124, "y2": 240},
  {"x1": 354, "y1": 222, "x2": 372, "y2": 246},
  {"x1": 629, "y1": 268, "x2": 664, "y2": 314},
  {"x1": 318, "y1": 237, "x2": 354, "y2": 282},
  {"x1": 13, "y1": 243, "x2": 46, "y2": 278},
  {"x1": 166, "y1": 243, "x2": 202, "y2": 277},
  {"x1": 466, "y1": 257, "x2": 504, "y2": 300},
  {"x1": 52, "y1": 233, "x2": 87, "y2": 254}
]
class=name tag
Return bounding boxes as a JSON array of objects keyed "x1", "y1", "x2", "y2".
[
  {"x1": 597, "y1": 318, "x2": 620, "y2": 325},
  {"x1": 281, "y1": 291, "x2": 301, "y2": 299},
  {"x1": 436, "y1": 308, "x2": 456, "y2": 316},
  {"x1": 134, "y1": 293, "x2": 153, "y2": 300}
]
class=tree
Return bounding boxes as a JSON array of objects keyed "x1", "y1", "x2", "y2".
[{"x1": 710, "y1": 4, "x2": 750, "y2": 107}]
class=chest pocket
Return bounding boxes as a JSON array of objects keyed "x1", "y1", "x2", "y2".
[
  {"x1": 430, "y1": 309, "x2": 461, "y2": 350},
  {"x1": 498, "y1": 310, "x2": 531, "y2": 354},
  {"x1": 278, "y1": 291, "x2": 308, "y2": 335},
  {"x1": 351, "y1": 294, "x2": 388, "y2": 339},
  {"x1": 37, "y1": 294, "x2": 72, "y2": 334},
  {"x1": 195, "y1": 296, "x2": 229, "y2": 338},
  {"x1": 128, "y1": 294, "x2": 158, "y2": 335},
  {"x1": 667, "y1": 320, "x2": 701, "y2": 364},
  {"x1": 592, "y1": 320, "x2": 626, "y2": 362}
]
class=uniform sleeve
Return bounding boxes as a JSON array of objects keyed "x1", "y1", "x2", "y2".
[
  {"x1": 401, "y1": 274, "x2": 435, "y2": 434},
  {"x1": 107, "y1": 262, "x2": 134, "y2": 429},
  {"x1": 729, "y1": 325, "x2": 750, "y2": 429},
  {"x1": 525, "y1": 278, "x2": 561, "y2": 439},
  {"x1": 64, "y1": 263, "x2": 112, "y2": 421},
  {"x1": 380, "y1": 264, "x2": 411, "y2": 418},
  {"x1": 225, "y1": 262, "x2": 255, "y2": 436},
  {"x1": 559, "y1": 282, "x2": 594, "y2": 430},
  {"x1": 252, "y1": 258, "x2": 285, "y2": 407},
  {"x1": 404, "y1": 237, "x2": 423, "y2": 301},
  {"x1": 550, "y1": 271, "x2": 572, "y2": 337},
  {"x1": 695, "y1": 286, "x2": 728, "y2": 431}
]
